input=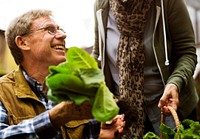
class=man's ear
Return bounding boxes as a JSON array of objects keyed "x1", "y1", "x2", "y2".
[{"x1": 15, "y1": 36, "x2": 30, "y2": 50}]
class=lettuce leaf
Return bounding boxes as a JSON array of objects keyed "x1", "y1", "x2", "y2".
[
  {"x1": 46, "y1": 46, "x2": 119, "y2": 122},
  {"x1": 143, "y1": 132, "x2": 159, "y2": 139},
  {"x1": 66, "y1": 46, "x2": 98, "y2": 69},
  {"x1": 143, "y1": 119, "x2": 200, "y2": 139},
  {"x1": 92, "y1": 82, "x2": 119, "y2": 122}
]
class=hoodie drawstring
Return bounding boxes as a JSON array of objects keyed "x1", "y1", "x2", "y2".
[{"x1": 161, "y1": 0, "x2": 169, "y2": 66}]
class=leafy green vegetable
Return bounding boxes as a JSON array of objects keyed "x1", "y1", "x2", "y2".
[
  {"x1": 78, "y1": 68, "x2": 104, "y2": 87},
  {"x1": 143, "y1": 119, "x2": 200, "y2": 139},
  {"x1": 46, "y1": 73, "x2": 97, "y2": 97},
  {"x1": 143, "y1": 132, "x2": 159, "y2": 139},
  {"x1": 92, "y1": 82, "x2": 119, "y2": 122},
  {"x1": 175, "y1": 119, "x2": 200, "y2": 139},
  {"x1": 160, "y1": 123, "x2": 176, "y2": 139},
  {"x1": 46, "y1": 46, "x2": 119, "y2": 122},
  {"x1": 66, "y1": 46, "x2": 98, "y2": 69},
  {"x1": 48, "y1": 62, "x2": 75, "y2": 75}
]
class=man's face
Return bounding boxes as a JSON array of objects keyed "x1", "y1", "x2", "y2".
[{"x1": 23, "y1": 16, "x2": 67, "y2": 67}]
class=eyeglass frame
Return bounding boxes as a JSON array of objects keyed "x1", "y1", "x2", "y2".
[{"x1": 21, "y1": 25, "x2": 66, "y2": 36}]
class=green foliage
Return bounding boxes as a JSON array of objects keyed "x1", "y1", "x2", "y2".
[
  {"x1": 46, "y1": 46, "x2": 119, "y2": 122},
  {"x1": 160, "y1": 123, "x2": 176, "y2": 139},
  {"x1": 143, "y1": 119, "x2": 200, "y2": 139},
  {"x1": 92, "y1": 82, "x2": 119, "y2": 122},
  {"x1": 66, "y1": 46, "x2": 98, "y2": 69},
  {"x1": 176, "y1": 119, "x2": 200, "y2": 139},
  {"x1": 143, "y1": 132, "x2": 159, "y2": 139}
]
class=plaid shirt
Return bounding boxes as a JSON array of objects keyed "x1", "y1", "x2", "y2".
[{"x1": 0, "y1": 69, "x2": 100, "y2": 139}]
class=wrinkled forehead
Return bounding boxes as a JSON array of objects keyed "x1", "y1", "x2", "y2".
[{"x1": 31, "y1": 16, "x2": 57, "y2": 29}]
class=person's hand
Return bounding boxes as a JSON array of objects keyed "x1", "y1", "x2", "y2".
[
  {"x1": 49, "y1": 100, "x2": 93, "y2": 128},
  {"x1": 158, "y1": 83, "x2": 179, "y2": 116},
  {"x1": 99, "y1": 114, "x2": 125, "y2": 139}
]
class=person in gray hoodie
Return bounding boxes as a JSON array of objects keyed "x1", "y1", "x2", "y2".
[{"x1": 92, "y1": 0, "x2": 199, "y2": 138}]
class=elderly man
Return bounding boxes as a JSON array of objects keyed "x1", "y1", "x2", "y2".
[{"x1": 0, "y1": 9, "x2": 125, "y2": 139}]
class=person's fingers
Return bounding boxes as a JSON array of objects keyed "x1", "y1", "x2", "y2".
[
  {"x1": 158, "y1": 97, "x2": 167, "y2": 108},
  {"x1": 162, "y1": 106, "x2": 171, "y2": 116},
  {"x1": 117, "y1": 120, "x2": 125, "y2": 133},
  {"x1": 168, "y1": 98, "x2": 178, "y2": 111},
  {"x1": 159, "y1": 97, "x2": 179, "y2": 116}
]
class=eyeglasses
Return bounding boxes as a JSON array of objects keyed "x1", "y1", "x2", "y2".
[{"x1": 22, "y1": 25, "x2": 66, "y2": 36}]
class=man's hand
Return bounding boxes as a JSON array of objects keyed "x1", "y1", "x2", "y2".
[
  {"x1": 49, "y1": 100, "x2": 93, "y2": 128},
  {"x1": 158, "y1": 83, "x2": 179, "y2": 116},
  {"x1": 99, "y1": 114, "x2": 125, "y2": 139}
]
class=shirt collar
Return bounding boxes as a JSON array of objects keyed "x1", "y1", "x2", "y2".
[
  {"x1": 22, "y1": 69, "x2": 43, "y2": 93},
  {"x1": 21, "y1": 67, "x2": 47, "y2": 102}
]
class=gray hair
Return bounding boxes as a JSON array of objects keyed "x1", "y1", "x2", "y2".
[{"x1": 5, "y1": 9, "x2": 53, "y2": 65}]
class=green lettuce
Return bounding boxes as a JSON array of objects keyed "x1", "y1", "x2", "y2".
[
  {"x1": 143, "y1": 119, "x2": 200, "y2": 139},
  {"x1": 46, "y1": 46, "x2": 119, "y2": 122}
]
